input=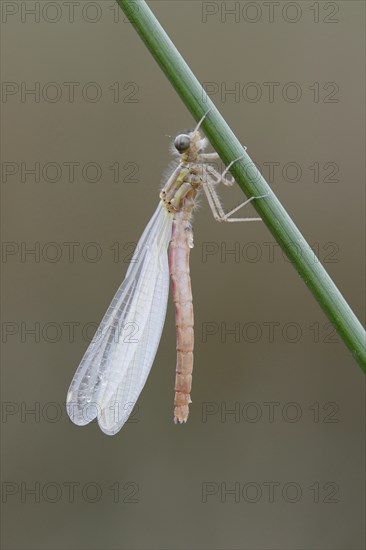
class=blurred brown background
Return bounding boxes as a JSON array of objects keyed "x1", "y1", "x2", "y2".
[{"x1": 1, "y1": 1, "x2": 365, "y2": 549}]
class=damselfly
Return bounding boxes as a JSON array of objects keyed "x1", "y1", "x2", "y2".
[{"x1": 66, "y1": 112, "x2": 266, "y2": 435}]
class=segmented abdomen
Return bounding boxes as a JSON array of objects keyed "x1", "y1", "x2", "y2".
[{"x1": 169, "y1": 211, "x2": 194, "y2": 424}]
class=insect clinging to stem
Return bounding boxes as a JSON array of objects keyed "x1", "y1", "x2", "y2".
[{"x1": 66, "y1": 110, "x2": 267, "y2": 435}]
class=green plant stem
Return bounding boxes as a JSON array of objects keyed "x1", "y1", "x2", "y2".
[{"x1": 116, "y1": 0, "x2": 366, "y2": 371}]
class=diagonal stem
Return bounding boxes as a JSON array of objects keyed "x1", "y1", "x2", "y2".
[{"x1": 116, "y1": 0, "x2": 366, "y2": 371}]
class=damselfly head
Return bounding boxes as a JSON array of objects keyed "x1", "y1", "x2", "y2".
[{"x1": 174, "y1": 133, "x2": 191, "y2": 153}]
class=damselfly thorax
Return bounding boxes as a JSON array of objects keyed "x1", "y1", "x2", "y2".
[
  {"x1": 160, "y1": 132, "x2": 204, "y2": 215},
  {"x1": 66, "y1": 111, "x2": 267, "y2": 435}
]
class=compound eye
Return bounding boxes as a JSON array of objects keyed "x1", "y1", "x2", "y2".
[{"x1": 174, "y1": 134, "x2": 191, "y2": 153}]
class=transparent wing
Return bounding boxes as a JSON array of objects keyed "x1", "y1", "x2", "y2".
[
  {"x1": 98, "y1": 247, "x2": 170, "y2": 435},
  {"x1": 66, "y1": 203, "x2": 172, "y2": 431}
]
